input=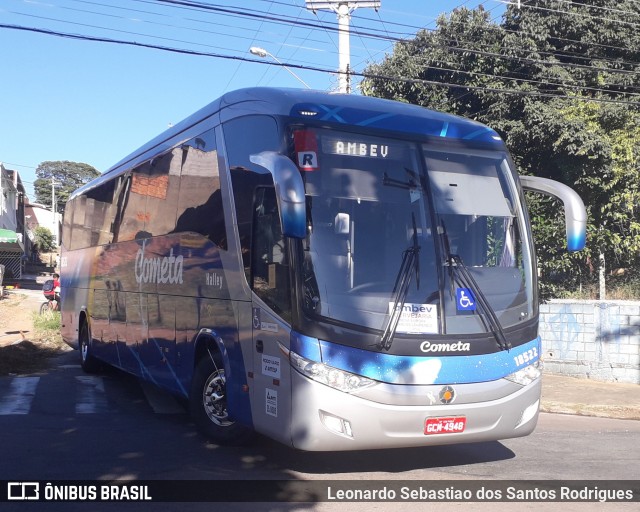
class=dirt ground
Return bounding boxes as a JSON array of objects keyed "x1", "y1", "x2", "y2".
[{"x1": 0, "y1": 292, "x2": 72, "y2": 375}]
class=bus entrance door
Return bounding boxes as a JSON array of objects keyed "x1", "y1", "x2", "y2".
[{"x1": 251, "y1": 305, "x2": 291, "y2": 445}]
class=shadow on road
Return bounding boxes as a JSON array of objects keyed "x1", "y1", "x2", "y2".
[
  {"x1": 257, "y1": 438, "x2": 515, "y2": 475},
  {"x1": 0, "y1": 339, "x2": 69, "y2": 375}
]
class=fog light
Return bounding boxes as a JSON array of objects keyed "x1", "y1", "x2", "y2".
[
  {"x1": 516, "y1": 399, "x2": 539, "y2": 429},
  {"x1": 320, "y1": 411, "x2": 353, "y2": 438}
]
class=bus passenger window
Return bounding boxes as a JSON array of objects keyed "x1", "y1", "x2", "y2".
[
  {"x1": 82, "y1": 179, "x2": 117, "y2": 246},
  {"x1": 174, "y1": 129, "x2": 227, "y2": 249},
  {"x1": 117, "y1": 162, "x2": 151, "y2": 242},
  {"x1": 143, "y1": 149, "x2": 181, "y2": 237},
  {"x1": 251, "y1": 187, "x2": 291, "y2": 322}
]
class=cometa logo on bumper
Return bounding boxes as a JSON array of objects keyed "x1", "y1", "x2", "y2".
[
  {"x1": 135, "y1": 243, "x2": 184, "y2": 285},
  {"x1": 420, "y1": 341, "x2": 471, "y2": 353}
]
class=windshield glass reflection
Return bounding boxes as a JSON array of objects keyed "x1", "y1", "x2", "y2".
[
  {"x1": 296, "y1": 128, "x2": 439, "y2": 334},
  {"x1": 293, "y1": 127, "x2": 533, "y2": 337}
]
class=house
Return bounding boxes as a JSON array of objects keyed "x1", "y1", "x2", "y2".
[
  {"x1": 0, "y1": 162, "x2": 27, "y2": 279},
  {"x1": 24, "y1": 200, "x2": 62, "y2": 248}
]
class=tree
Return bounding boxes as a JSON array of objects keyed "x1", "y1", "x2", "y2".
[
  {"x1": 34, "y1": 161, "x2": 100, "y2": 214},
  {"x1": 361, "y1": 1, "x2": 640, "y2": 299},
  {"x1": 33, "y1": 226, "x2": 56, "y2": 252}
]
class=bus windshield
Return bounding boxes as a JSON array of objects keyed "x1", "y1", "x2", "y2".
[{"x1": 294, "y1": 127, "x2": 534, "y2": 338}]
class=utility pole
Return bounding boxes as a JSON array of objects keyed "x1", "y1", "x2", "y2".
[
  {"x1": 305, "y1": 1, "x2": 381, "y2": 94},
  {"x1": 51, "y1": 176, "x2": 59, "y2": 247}
]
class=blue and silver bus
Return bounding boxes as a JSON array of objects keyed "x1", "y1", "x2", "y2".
[{"x1": 60, "y1": 88, "x2": 586, "y2": 451}]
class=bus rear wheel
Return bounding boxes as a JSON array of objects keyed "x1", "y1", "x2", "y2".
[
  {"x1": 189, "y1": 355, "x2": 252, "y2": 445},
  {"x1": 79, "y1": 322, "x2": 101, "y2": 374}
]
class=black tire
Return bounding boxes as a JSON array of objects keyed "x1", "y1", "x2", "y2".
[
  {"x1": 79, "y1": 322, "x2": 101, "y2": 374},
  {"x1": 39, "y1": 301, "x2": 49, "y2": 315},
  {"x1": 189, "y1": 354, "x2": 253, "y2": 445}
]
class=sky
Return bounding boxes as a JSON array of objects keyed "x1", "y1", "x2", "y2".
[{"x1": 0, "y1": 0, "x2": 507, "y2": 200}]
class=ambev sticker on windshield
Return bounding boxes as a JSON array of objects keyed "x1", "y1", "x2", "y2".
[{"x1": 388, "y1": 302, "x2": 439, "y2": 334}]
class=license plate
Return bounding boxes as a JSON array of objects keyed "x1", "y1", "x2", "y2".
[{"x1": 424, "y1": 416, "x2": 466, "y2": 435}]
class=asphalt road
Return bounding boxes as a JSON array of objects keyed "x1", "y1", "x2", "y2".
[{"x1": 0, "y1": 350, "x2": 638, "y2": 511}]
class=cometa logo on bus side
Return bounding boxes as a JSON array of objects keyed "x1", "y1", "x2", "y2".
[{"x1": 135, "y1": 243, "x2": 184, "y2": 285}]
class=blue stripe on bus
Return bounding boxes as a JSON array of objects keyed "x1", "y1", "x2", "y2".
[
  {"x1": 148, "y1": 335, "x2": 188, "y2": 397},
  {"x1": 357, "y1": 112, "x2": 395, "y2": 126},
  {"x1": 291, "y1": 333, "x2": 541, "y2": 385},
  {"x1": 289, "y1": 103, "x2": 503, "y2": 144},
  {"x1": 220, "y1": 331, "x2": 253, "y2": 427},
  {"x1": 463, "y1": 127, "x2": 495, "y2": 140},
  {"x1": 128, "y1": 345, "x2": 161, "y2": 387},
  {"x1": 290, "y1": 332, "x2": 323, "y2": 361}
]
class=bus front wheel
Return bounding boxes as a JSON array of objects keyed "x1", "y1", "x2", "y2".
[{"x1": 189, "y1": 355, "x2": 252, "y2": 445}]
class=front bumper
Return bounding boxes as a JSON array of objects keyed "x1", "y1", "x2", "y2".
[{"x1": 289, "y1": 371, "x2": 541, "y2": 451}]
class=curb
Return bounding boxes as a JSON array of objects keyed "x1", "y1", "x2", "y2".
[{"x1": 540, "y1": 401, "x2": 640, "y2": 421}]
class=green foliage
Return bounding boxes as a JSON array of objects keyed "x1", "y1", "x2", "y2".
[
  {"x1": 33, "y1": 226, "x2": 56, "y2": 252},
  {"x1": 34, "y1": 161, "x2": 100, "y2": 214},
  {"x1": 362, "y1": 1, "x2": 640, "y2": 299}
]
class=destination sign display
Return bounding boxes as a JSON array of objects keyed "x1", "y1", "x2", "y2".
[{"x1": 321, "y1": 135, "x2": 405, "y2": 160}]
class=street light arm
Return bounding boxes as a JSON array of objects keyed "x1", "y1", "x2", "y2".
[{"x1": 249, "y1": 47, "x2": 312, "y2": 89}]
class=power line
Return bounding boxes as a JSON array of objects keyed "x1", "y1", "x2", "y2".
[
  {"x1": 129, "y1": 0, "x2": 640, "y2": 66},
  {"x1": 14, "y1": 0, "x2": 640, "y2": 77},
  {"x1": 376, "y1": 53, "x2": 640, "y2": 96},
  {"x1": 5, "y1": 0, "x2": 640, "y2": 100},
  {"x1": 350, "y1": 2, "x2": 640, "y2": 67},
  {"x1": 138, "y1": 1, "x2": 640, "y2": 75},
  {"x1": 16, "y1": 0, "x2": 640, "y2": 81},
  {"x1": 517, "y1": 0, "x2": 640, "y2": 28},
  {"x1": 2, "y1": 22, "x2": 638, "y2": 107}
]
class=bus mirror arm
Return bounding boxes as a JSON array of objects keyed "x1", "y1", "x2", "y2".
[
  {"x1": 519, "y1": 175, "x2": 587, "y2": 252},
  {"x1": 250, "y1": 152, "x2": 307, "y2": 239}
]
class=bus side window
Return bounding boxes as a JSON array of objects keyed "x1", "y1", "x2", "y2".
[
  {"x1": 251, "y1": 187, "x2": 291, "y2": 322},
  {"x1": 223, "y1": 115, "x2": 280, "y2": 284},
  {"x1": 116, "y1": 151, "x2": 180, "y2": 241},
  {"x1": 143, "y1": 148, "x2": 181, "y2": 238},
  {"x1": 62, "y1": 205, "x2": 72, "y2": 249},
  {"x1": 117, "y1": 161, "x2": 151, "y2": 242},
  {"x1": 83, "y1": 180, "x2": 117, "y2": 246},
  {"x1": 174, "y1": 129, "x2": 227, "y2": 249},
  {"x1": 65, "y1": 196, "x2": 83, "y2": 250}
]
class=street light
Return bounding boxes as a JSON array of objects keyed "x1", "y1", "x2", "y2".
[{"x1": 249, "y1": 47, "x2": 312, "y2": 89}]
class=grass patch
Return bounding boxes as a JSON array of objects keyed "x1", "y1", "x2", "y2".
[{"x1": 32, "y1": 309, "x2": 62, "y2": 333}]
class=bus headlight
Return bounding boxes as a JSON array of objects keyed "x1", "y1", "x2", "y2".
[
  {"x1": 290, "y1": 351, "x2": 377, "y2": 393},
  {"x1": 504, "y1": 360, "x2": 543, "y2": 386}
]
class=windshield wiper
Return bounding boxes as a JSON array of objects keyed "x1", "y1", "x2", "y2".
[
  {"x1": 438, "y1": 220, "x2": 510, "y2": 351},
  {"x1": 378, "y1": 214, "x2": 420, "y2": 351},
  {"x1": 448, "y1": 253, "x2": 511, "y2": 352},
  {"x1": 382, "y1": 168, "x2": 420, "y2": 191}
]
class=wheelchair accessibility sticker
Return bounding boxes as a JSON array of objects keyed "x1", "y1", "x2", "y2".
[
  {"x1": 253, "y1": 307, "x2": 279, "y2": 332},
  {"x1": 456, "y1": 288, "x2": 476, "y2": 311}
]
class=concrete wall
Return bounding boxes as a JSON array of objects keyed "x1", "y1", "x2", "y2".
[{"x1": 539, "y1": 300, "x2": 640, "y2": 384}]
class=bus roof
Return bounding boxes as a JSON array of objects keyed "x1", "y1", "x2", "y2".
[{"x1": 72, "y1": 88, "x2": 504, "y2": 199}]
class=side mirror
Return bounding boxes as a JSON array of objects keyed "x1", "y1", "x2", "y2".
[
  {"x1": 519, "y1": 175, "x2": 587, "y2": 252},
  {"x1": 249, "y1": 151, "x2": 307, "y2": 238}
]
